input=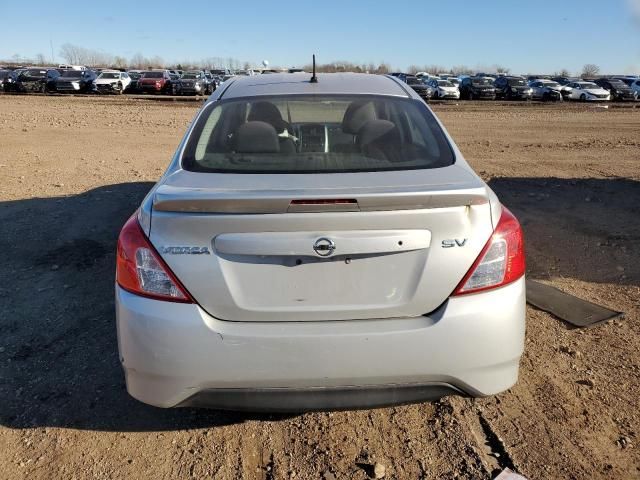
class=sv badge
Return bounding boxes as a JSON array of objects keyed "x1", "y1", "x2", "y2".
[{"x1": 441, "y1": 239, "x2": 467, "y2": 248}]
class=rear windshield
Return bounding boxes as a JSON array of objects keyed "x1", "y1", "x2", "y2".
[
  {"x1": 143, "y1": 72, "x2": 163, "y2": 78},
  {"x1": 182, "y1": 73, "x2": 198, "y2": 79},
  {"x1": 507, "y1": 78, "x2": 526, "y2": 86},
  {"x1": 182, "y1": 95, "x2": 454, "y2": 174},
  {"x1": 61, "y1": 70, "x2": 82, "y2": 77},
  {"x1": 471, "y1": 78, "x2": 492, "y2": 85}
]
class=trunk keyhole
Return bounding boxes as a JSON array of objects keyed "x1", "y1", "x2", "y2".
[
  {"x1": 398, "y1": 241, "x2": 403, "y2": 246},
  {"x1": 295, "y1": 259, "x2": 303, "y2": 266}
]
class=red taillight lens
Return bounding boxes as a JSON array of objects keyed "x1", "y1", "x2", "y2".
[
  {"x1": 452, "y1": 206, "x2": 525, "y2": 296},
  {"x1": 116, "y1": 214, "x2": 193, "y2": 303}
]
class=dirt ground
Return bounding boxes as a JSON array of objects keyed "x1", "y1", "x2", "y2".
[{"x1": 0, "y1": 95, "x2": 638, "y2": 480}]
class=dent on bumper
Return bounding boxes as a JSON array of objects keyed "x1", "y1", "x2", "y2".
[{"x1": 116, "y1": 277, "x2": 526, "y2": 408}]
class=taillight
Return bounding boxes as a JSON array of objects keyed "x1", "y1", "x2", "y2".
[
  {"x1": 116, "y1": 214, "x2": 193, "y2": 302},
  {"x1": 452, "y1": 207, "x2": 525, "y2": 296}
]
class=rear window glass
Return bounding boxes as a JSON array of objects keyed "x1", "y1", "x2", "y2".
[
  {"x1": 143, "y1": 72, "x2": 163, "y2": 78},
  {"x1": 182, "y1": 95, "x2": 454, "y2": 174}
]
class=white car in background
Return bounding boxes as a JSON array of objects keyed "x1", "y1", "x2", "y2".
[
  {"x1": 426, "y1": 78, "x2": 460, "y2": 99},
  {"x1": 565, "y1": 81, "x2": 610, "y2": 101},
  {"x1": 528, "y1": 79, "x2": 564, "y2": 101},
  {"x1": 93, "y1": 70, "x2": 131, "y2": 94}
]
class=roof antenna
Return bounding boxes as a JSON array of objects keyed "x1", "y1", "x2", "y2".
[{"x1": 310, "y1": 54, "x2": 318, "y2": 83}]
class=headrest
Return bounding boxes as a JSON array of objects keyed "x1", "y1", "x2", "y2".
[
  {"x1": 342, "y1": 101, "x2": 377, "y2": 135},
  {"x1": 357, "y1": 119, "x2": 399, "y2": 146},
  {"x1": 234, "y1": 121, "x2": 280, "y2": 153},
  {"x1": 247, "y1": 101, "x2": 287, "y2": 133}
]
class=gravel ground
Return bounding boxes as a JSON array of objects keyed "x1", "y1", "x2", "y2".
[{"x1": 0, "y1": 95, "x2": 639, "y2": 480}]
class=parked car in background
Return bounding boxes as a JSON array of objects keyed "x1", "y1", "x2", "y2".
[
  {"x1": 93, "y1": 70, "x2": 131, "y2": 94},
  {"x1": 593, "y1": 78, "x2": 637, "y2": 101},
  {"x1": 127, "y1": 70, "x2": 143, "y2": 93},
  {"x1": 179, "y1": 71, "x2": 207, "y2": 96},
  {"x1": 426, "y1": 78, "x2": 460, "y2": 99},
  {"x1": 619, "y1": 77, "x2": 640, "y2": 96},
  {"x1": 494, "y1": 76, "x2": 533, "y2": 100},
  {"x1": 138, "y1": 70, "x2": 176, "y2": 94},
  {"x1": 565, "y1": 81, "x2": 610, "y2": 101},
  {"x1": 115, "y1": 73, "x2": 526, "y2": 411},
  {"x1": 405, "y1": 75, "x2": 433, "y2": 101},
  {"x1": 0, "y1": 69, "x2": 11, "y2": 91},
  {"x1": 210, "y1": 68, "x2": 231, "y2": 77},
  {"x1": 203, "y1": 72, "x2": 215, "y2": 94},
  {"x1": 459, "y1": 76, "x2": 496, "y2": 100},
  {"x1": 169, "y1": 72, "x2": 182, "y2": 94},
  {"x1": 54, "y1": 69, "x2": 97, "y2": 93},
  {"x1": 13, "y1": 68, "x2": 60, "y2": 93},
  {"x1": 528, "y1": 79, "x2": 563, "y2": 101},
  {"x1": 2, "y1": 69, "x2": 26, "y2": 92},
  {"x1": 527, "y1": 75, "x2": 550, "y2": 82},
  {"x1": 447, "y1": 77, "x2": 461, "y2": 88}
]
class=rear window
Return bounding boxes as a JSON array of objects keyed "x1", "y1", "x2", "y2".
[
  {"x1": 182, "y1": 95, "x2": 454, "y2": 174},
  {"x1": 143, "y1": 72, "x2": 163, "y2": 78}
]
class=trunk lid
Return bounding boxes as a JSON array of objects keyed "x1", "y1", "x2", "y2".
[{"x1": 148, "y1": 166, "x2": 495, "y2": 322}]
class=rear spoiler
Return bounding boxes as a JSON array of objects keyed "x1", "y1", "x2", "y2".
[{"x1": 152, "y1": 185, "x2": 489, "y2": 214}]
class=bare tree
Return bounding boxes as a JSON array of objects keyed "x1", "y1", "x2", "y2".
[
  {"x1": 376, "y1": 62, "x2": 391, "y2": 74},
  {"x1": 149, "y1": 56, "x2": 164, "y2": 68},
  {"x1": 35, "y1": 53, "x2": 47, "y2": 66},
  {"x1": 113, "y1": 56, "x2": 128, "y2": 69},
  {"x1": 451, "y1": 65, "x2": 473, "y2": 75},
  {"x1": 553, "y1": 68, "x2": 571, "y2": 78},
  {"x1": 59, "y1": 43, "x2": 84, "y2": 64},
  {"x1": 581, "y1": 64, "x2": 600, "y2": 78},
  {"x1": 130, "y1": 53, "x2": 146, "y2": 69},
  {"x1": 494, "y1": 65, "x2": 510, "y2": 75}
]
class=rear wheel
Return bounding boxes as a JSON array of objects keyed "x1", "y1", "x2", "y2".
[{"x1": 580, "y1": 93, "x2": 587, "y2": 102}]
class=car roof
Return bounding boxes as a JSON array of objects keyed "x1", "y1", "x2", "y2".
[{"x1": 216, "y1": 73, "x2": 410, "y2": 100}]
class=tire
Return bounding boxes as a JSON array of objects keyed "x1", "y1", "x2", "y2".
[
  {"x1": 580, "y1": 93, "x2": 587, "y2": 102},
  {"x1": 542, "y1": 92, "x2": 550, "y2": 102}
]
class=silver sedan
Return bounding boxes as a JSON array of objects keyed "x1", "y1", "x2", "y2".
[{"x1": 116, "y1": 73, "x2": 526, "y2": 411}]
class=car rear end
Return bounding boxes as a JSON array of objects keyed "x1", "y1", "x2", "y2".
[{"x1": 116, "y1": 76, "x2": 526, "y2": 410}]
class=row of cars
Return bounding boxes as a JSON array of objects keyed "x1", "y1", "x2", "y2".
[
  {"x1": 0, "y1": 66, "x2": 230, "y2": 96},
  {"x1": 394, "y1": 72, "x2": 640, "y2": 102}
]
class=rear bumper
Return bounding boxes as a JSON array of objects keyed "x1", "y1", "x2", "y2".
[{"x1": 116, "y1": 277, "x2": 526, "y2": 410}]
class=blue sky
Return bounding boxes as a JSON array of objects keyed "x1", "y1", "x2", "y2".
[{"x1": 2, "y1": 0, "x2": 639, "y2": 74}]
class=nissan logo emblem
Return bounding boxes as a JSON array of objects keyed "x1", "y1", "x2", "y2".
[{"x1": 313, "y1": 237, "x2": 336, "y2": 257}]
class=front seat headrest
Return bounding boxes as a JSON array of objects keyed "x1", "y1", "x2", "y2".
[
  {"x1": 342, "y1": 101, "x2": 377, "y2": 135},
  {"x1": 248, "y1": 101, "x2": 288, "y2": 133},
  {"x1": 357, "y1": 119, "x2": 399, "y2": 146},
  {"x1": 234, "y1": 121, "x2": 280, "y2": 153}
]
